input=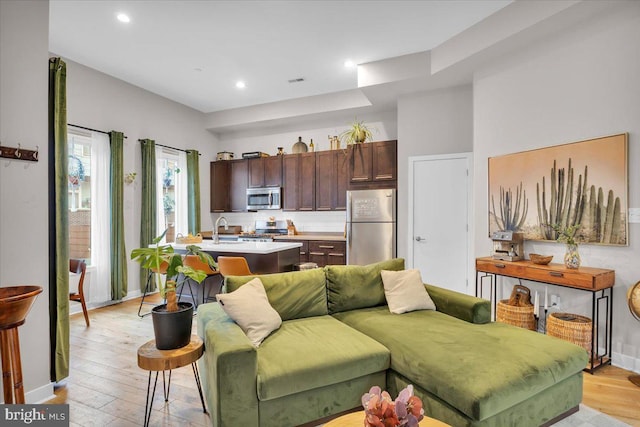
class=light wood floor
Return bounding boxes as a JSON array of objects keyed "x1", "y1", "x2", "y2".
[{"x1": 48, "y1": 296, "x2": 640, "y2": 426}]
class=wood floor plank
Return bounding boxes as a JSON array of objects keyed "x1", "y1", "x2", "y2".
[{"x1": 48, "y1": 296, "x2": 640, "y2": 426}]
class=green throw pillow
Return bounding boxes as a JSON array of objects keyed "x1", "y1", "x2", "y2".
[{"x1": 326, "y1": 258, "x2": 405, "y2": 314}]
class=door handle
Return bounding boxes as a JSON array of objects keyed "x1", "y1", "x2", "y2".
[{"x1": 415, "y1": 236, "x2": 426, "y2": 242}]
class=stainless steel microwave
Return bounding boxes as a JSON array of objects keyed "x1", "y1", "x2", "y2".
[{"x1": 246, "y1": 187, "x2": 281, "y2": 210}]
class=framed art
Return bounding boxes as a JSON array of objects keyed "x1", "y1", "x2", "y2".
[{"x1": 488, "y1": 133, "x2": 628, "y2": 246}]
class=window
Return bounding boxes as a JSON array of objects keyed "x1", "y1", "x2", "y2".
[
  {"x1": 68, "y1": 128, "x2": 111, "y2": 303},
  {"x1": 156, "y1": 147, "x2": 188, "y2": 243}
]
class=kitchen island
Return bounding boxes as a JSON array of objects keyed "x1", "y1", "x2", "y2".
[{"x1": 172, "y1": 241, "x2": 302, "y2": 274}]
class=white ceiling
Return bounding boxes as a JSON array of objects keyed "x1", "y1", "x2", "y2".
[{"x1": 49, "y1": 0, "x2": 511, "y2": 114}]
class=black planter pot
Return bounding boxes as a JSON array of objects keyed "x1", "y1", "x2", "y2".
[{"x1": 151, "y1": 302, "x2": 194, "y2": 350}]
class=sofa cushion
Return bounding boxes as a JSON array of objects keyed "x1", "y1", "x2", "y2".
[
  {"x1": 381, "y1": 269, "x2": 436, "y2": 314},
  {"x1": 217, "y1": 278, "x2": 282, "y2": 347},
  {"x1": 326, "y1": 258, "x2": 405, "y2": 314},
  {"x1": 333, "y1": 306, "x2": 588, "y2": 421},
  {"x1": 256, "y1": 316, "x2": 390, "y2": 401},
  {"x1": 225, "y1": 268, "x2": 328, "y2": 321}
]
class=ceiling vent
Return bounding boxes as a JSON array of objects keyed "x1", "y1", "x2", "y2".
[{"x1": 288, "y1": 78, "x2": 305, "y2": 83}]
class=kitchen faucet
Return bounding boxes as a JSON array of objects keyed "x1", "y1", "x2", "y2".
[{"x1": 213, "y1": 216, "x2": 228, "y2": 244}]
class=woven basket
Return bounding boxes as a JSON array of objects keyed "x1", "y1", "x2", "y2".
[
  {"x1": 175, "y1": 233, "x2": 203, "y2": 244},
  {"x1": 496, "y1": 300, "x2": 536, "y2": 331},
  {"x1": 546, "y1": 312, "x2": 592, "y2": 355}
]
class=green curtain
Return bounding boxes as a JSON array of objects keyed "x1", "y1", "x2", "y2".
[
  {"x1": 110, "y1": 131, "x2": 128, "y2": 300},
  {"x1": 48, "y1": 57, "x2": 69, "y2": 382},
  {"x1": 186, "y1": 149, "x2": 201, "y2": 235},
  {"x1": 140, "y1": 139, "x2": 157, "y2": 291}
]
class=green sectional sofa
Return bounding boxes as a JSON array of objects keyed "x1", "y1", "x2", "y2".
[{"x1": 196, "y1": 259, "x2": 588, "y2": 427}]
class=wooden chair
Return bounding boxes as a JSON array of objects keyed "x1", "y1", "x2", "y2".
[
  {"x1": 69, "y1": 259, "x2": 90, "y2": 327},
  {"x1": 181, "y1": 255, "x2": 220, "y2": 308},
  {"x1": 217, "y1": 256, "x2": 253, "y2": 277}
]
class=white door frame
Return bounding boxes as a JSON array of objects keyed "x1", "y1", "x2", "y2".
[{"x1": 407, "y1": 152, "x2": 474, "y2": 294}]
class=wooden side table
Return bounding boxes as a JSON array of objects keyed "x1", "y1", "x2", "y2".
[
  {"x1": 324, "y1": 410, "x2": 450, "y2": 427},
  {"x1": 137, "y1": 335, "x2": 207, "y2": 427}
]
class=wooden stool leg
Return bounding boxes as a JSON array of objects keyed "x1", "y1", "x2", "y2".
[
  {"x1": 0, "y1": 330, "x2": 13, "y2": 404},
  {"x1": 8, "y1": 328, "x2": 24, "y2": 403}
]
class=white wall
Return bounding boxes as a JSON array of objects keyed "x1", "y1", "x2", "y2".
[
  {"x1": 473, "y1": 2, "x2": 640, "y2": 372},
  {"x1": 397, "y1": 85, "x2": 473, "y2": 260},
  {"x1": 0, "y1": 0, "x2": 53, "y2": 402},
  {"x1": 62, "y1": 60, "x2": 218, "y2": 296}
]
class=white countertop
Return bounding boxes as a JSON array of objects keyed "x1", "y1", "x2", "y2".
[{"x1": 171, "y1": 241, "x2": 302, "y2": 255}]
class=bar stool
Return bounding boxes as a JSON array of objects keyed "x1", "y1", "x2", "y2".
[
  {"x1": 69, "y1": 259, "x2": 90, "y2": 327},
  {"x1": 138, "y1": 261, "x2": 169, "y2": 318},
  {"x1": 181, "y1": 255, "x2": 220, "y2": 308},
  {"x1": 0, "y1": 285, "x2": 43, "y2": 404},
  {"x1": 217, "y1": 256, "x2": 253, "y2": 277}
]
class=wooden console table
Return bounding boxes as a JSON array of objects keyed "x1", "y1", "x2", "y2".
[{"x1": 475, "y1": 257, "x2": 614, "y2": 373}]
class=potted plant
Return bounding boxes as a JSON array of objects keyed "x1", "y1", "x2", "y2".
[
  {"x1": 131, "y1": 230, "x2": 216, "y2": 349},
  {"x1": 340, "y1": 119, "x2": 375, "y2": 145}
]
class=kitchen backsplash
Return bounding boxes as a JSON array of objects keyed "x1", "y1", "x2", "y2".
[{"x1": 208, "y1": 211, "x2": 346, "y2": 233}]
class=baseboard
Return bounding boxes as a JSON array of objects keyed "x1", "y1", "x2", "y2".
[
  {"x1": 29, "y1": 382, "x2": 55, "y2": 404},
  {"x1": 612, "y1": 351, "x2": 640, "y2": 374}
]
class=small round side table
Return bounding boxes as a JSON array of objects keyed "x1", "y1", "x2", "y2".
[{"x1": 137, "y1": 335, "x2": 207, "y2": 427}]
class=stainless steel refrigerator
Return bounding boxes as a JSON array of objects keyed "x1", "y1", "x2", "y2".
[{"x1": 346, "y1": 189, "x2": 396, "y2": 265}]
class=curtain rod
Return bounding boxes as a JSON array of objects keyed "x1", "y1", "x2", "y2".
[
  {"x1": 68, "y1": 123, "x2": 128, "y2": 139},
  {"x1": 139, "y1": 139, "x2": 201, "y2": 155}
]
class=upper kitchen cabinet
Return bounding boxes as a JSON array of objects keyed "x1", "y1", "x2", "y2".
[
  {"x1": 229, "y1": 159, "x2": 249, "y2": 212},
  {"x1": 210, "y1": 161, "x2": 229, "y2": 213},
  {"x1": 315, "y1": 150, "x2": 349, "y2": 211},
  {"x1": 248, "y1": 156, "x2": 282, "y2": 188},
  {"x1": 283, "y1": 152, "x2": 315, "y2": 211},
  {"x1": 348, "y1": 140, "x2": 397, "y2": 189}
]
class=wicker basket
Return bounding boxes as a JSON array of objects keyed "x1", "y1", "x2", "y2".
[
  {"x1": 546, "y1": 312, "x2": 592, "y2": 355},
  {"x1": 496, "y1": 300, "x2": 536, "y2": 330}
]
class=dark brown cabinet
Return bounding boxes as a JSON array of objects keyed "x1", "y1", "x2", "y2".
[
  {"x1": 229, "y1": 159, "x2": 248, "y2": 212},
  {"x1": 281, "y1": 239, "x2": 309, "y2": 263},
  {"x1": 248, "y1": 156, "x2": 282, "y2": 188},
  {"x1": 308, "y1": 241, "x2": 346, "y2": 267},
  {"x1": 210, "y1": 161, "x2": 229, "y2": 213},
  {"x1": 315, "y1": 150, "x2": 349, "y2": 211},
  {"x1": 348, "y1": 140, "x2": 397, "y2": 189},
  {"x1": 283, "y1": 153, "x2": 315, "y2": 211}
]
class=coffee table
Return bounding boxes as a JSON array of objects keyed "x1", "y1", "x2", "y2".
[{"x1": 324, "y1": 410, "x2": 450, "y2": 427}]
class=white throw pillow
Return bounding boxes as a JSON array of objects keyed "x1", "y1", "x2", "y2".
[
  {"x1": 217, "y1": 278, "x2": 282, "y2": 347},
  {"x1": 381, "y1": 269, "x2": 436, "y2": 314}
]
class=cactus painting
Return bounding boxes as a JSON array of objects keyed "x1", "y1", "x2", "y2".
[{"x1": 488, "y1": 133, "x2": 628, "y2": 246}]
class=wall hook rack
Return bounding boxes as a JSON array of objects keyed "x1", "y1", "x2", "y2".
[{"x1": 0, "y1": 144, "x2": 39, "y2": 162}]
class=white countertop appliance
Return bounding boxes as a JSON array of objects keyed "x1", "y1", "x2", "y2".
[{"x1": 346, "y1": 189, "x2": 396, "y2": 265}]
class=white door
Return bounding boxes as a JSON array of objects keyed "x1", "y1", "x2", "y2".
[{"x1": 408, "y1": 154, "x2": 471, "y2": 294}]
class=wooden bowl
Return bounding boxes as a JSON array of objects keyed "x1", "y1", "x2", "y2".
[{"x1": 529, "y1": 254, "x2": 553, "y2": 265}]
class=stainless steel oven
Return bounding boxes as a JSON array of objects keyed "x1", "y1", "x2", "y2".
[{"x1": 246, "y1": 187, "x2": 281, "y2": 210}]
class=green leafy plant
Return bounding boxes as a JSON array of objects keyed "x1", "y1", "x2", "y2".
[
  {"x1": 130, "y1": 230, "x2": 216, "y2": 312},
  {"x1": 548, "y1": 223, "x2": 582, "y2": 246},
  {"x1": 340, "y1": 119, "x2": 375, "y2": 145}
]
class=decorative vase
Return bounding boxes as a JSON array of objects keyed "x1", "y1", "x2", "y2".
[{"x1": 564, "y1": 244, "x2": 581, "y2": 269}]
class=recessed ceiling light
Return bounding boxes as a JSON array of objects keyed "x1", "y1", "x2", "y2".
[
  {"x1": 117, "y1": 13, "x2": 130, "y2": 23},
  {"x1": 235, "y1": 81, "x2": 246, "y2": 89},
  {"x1": 344, "y1": 60, "x2": 355, "y2": 68}
]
